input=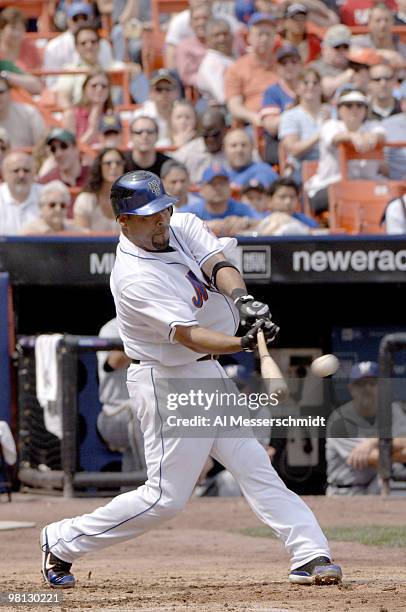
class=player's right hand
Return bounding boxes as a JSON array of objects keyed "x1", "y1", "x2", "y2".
[{"x1": 240, "y1": 318, "x2": 280, "y2": 352}]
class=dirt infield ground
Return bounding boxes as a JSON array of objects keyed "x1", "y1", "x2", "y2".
[{"x1": 0, "y1": 494, "x2": 405, "y2": 612}]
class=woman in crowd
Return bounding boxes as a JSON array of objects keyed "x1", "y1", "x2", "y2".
[
  {"x1": 305, "y1": 89, "x2": 386, "y2": 214},
  {"x1": 279, "y1": 68, "x2": 330, "y2": 184},
  {"x1": 20, "y1": 181, "x2": 83, "y2": 235},
  {"x1": 0, "y1": 7, "x2": 42, "y2": 71},
  {"x1": 169, "y1": 99, "x2": 198, "y2": 148},
  {"x1": 62, "y1": 69, "x2": 114, "y2": 146},
  {"x1": 161, "y1": 159, "x2": 202, "y2": 208},
  {"x1": 73, "y1": 148, "x2": 127, "y2": 232}
]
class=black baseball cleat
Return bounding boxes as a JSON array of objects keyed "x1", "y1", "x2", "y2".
[
  {"x1": 289, "y1": 556, "x2": 342, "y2": 585},
  {"x1": 41, "y1": 528, "x2": 76, "y2": 588}
]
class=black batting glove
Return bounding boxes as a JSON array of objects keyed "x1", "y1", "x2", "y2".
[
  {"x1": 233, "y1": 294, "x2": 271, "y2": 327},
  {"x1": 240, "y1": 318, "x2": 280, "y2": 352}
]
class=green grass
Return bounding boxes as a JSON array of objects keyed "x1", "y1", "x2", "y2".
[{"x1": 236, "y1": 525, "x2": 406, "y2": 548}]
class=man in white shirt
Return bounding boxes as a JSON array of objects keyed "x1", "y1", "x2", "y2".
[
  {"x1": 0, "y1": 76, "x2": 45, "y2": 148},
  {"x1": 0, "y1": 152, "x2": 42, "y2": 235},
  {"x1": 384, "y1": 194, "x2": 406, "y2": 234},
  {"x1": 43, "y1": 2, "x2": 113, "y2": 88},
  {"x1": 165, "y1": 0, "x2": 242, "y2": 69},
  {"x1": 197, "y1": 18, "x2": 234, "y2": 105}
]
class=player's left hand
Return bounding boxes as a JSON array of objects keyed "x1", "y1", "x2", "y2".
[{"x1": 234, "y1": 294, "x2": 271, "y2": 327}]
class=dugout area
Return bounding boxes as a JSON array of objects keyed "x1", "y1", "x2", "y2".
[
  {"x1": 1, "y1": 234, "x2": 405, "y2": 497},
  {"x1": 8, "y1": 277, "x2": 406, "y2": 498}
]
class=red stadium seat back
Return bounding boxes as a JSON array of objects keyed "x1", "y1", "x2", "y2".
[
  {"x1": 141, "y1": 30, "x2": 166, "y2": 76},
  {"x1": 328, "y1": 180, "x2": 405, "y2": 234},
  {"x1": 338, "y1": 142, "x2": 385, "y2": 180}
]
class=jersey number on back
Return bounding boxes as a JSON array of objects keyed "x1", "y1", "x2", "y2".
[{"x1": 186, "y1": 270, "x2": 209, "y2": 308}]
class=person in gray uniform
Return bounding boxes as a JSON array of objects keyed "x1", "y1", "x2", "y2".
[
  {"x1": 97, "y1": 317, "x2": 145, "y2": 472},
  {"x1": 326, "y1": 361, "x2": 406, "y2": 495}
]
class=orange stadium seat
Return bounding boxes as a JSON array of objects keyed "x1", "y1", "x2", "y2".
[
  {"x1": 141, "y1": 30, "x2": 166, "y2": 76},
  {"x1": 338, "y1": 142, "x2": 385, "y2": 180},
  {"x1": 328, "y1": 180, "x2": 405, "y2": 234}
]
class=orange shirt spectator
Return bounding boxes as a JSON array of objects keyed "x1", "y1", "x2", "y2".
[{"x1": 225, "y1": 13, "x2": 277, "y2": 126}]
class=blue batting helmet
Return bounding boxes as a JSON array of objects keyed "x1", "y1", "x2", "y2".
[{"x1": 110, "y1": 170, "x2": 178, "y2": 217}]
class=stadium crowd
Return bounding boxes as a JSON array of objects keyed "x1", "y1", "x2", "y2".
[{"x1": 0, "y1": 0, "x2": 406, "y2": 236}]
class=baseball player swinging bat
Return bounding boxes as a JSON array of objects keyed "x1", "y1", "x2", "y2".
[{"x1": 257, "y1": 329, "x2": 288, "y2": 400}]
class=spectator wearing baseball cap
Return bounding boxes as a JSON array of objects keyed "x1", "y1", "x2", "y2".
[
  {"x1": 37, "y1": 128, "x2": 90, "y2": 188},
  {"x1": 178, "y1": 164, "x2": 261, "y2": 237},
  {"x1": 382, "y1": 81, "x2": 406, "y2": 180},
  {"x1": 43, "y1": 2, "x2": 114, "y2": 89},
  {"x1": 275, "y1": 3, "x2": 321, "y2": 64},
  {"x1": 225, "y1": 12, "x2": 278, "y2": 126},
  {"x1": 310, "y1": 24, "x2": 354, "y2": 98},
  {"x1": 305, "y1": 89, "x2": 385, "y2": 215},
  {"x1": 240, "y1": 179, "x2": 268, "y2": 212},
  {"x1": 326, "y1": 360, "x2": 406, "y2": 496},
  {"x1": 99, "y1": 113, "x2": 123, "y2": 149},
  {"x1": 260, "y1": 44, "x2": 302, "y2": 165},
  {"x1": 133, "y1": 70, "x2": 180, "y2": 147}
]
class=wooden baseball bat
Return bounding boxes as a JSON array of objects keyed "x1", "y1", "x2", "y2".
[{"x1": 257, "y1": 329, "x2": 288, "y2": 400}]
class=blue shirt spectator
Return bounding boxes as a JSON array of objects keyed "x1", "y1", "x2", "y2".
[
  {"x1": 224, "y1": 128, "x2": 278, "y2": 189},
  {"x1": 262, "y1": 83, "x2": 295, "y2": 116},
  {"x1": 180, "y1": 197, "x2": 260, "y2": 220},
  {"x1": 178, "y1": 165, "x2": 261, "y2": 221}
]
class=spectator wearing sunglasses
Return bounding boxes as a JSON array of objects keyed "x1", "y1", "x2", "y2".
[
  {"x1": 0, "y1": 151, "x2": 42, "y2": 235},
  {"x1": 0, "y1": 75, "x2": 45, "y2": 148},
  {"x1": 125, "y1": 116, "x2": 172, "y2": 177},
  {"x1": 73, "y1": 147, "x2": 127, "y2": 233},
  {"x1": 174, "y1": 108, "x2": 227, "y2": 183},
  {"x1": 310, "y1": 24, "x2": 354, "y2": 98},
  {"x1": 367, "y1": 63, "x2": 400, "y2": 121},
  {"x1": 37, "y1": 128, "x2": 90, "y2": 188},
  {"x1": 43, "y1": 3, "x2": 114, "y2": 89},
  {"x1": 62, "y1": 69, "x2": 114, "y2": 146},
  {"x1": 20, "y1": 181, "x2": 83, "y2": 235},
  {"x1": 305, "y1": 89, "x2": 385, "y2": 214},
  {"x1": 133, "y1": 70, "x2": 180, "y2": 147},
  {"x1": 54, "y1": 23, "x2": 119, "y2": 109}
]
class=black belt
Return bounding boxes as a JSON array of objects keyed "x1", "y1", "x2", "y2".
[{"x1": 131, "y1": 354, "x2": 219, "y2": 365}]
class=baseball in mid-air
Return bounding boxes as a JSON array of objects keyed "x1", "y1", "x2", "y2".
[{"x1": 310, "y1": 354, "x2": 339, "y2": 377}]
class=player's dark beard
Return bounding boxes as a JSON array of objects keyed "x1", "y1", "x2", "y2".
[{"x1": 151, "y1": 233, "x2": 170, "y2": 250}]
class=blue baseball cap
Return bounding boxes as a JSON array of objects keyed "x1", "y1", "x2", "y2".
[
  {"x1": 67, "y1": 2, "x2": 93, "y2": 19},
  {"x1": 201, "y1": 165, "x2": 229, "y2": 184},
  {"x1": 248, "y1": 12, "x2": 277, "y2": 27},
  {"x1": 350, "y1": 361, "x2": 379, "y2": 382},
  {"x1": 276, "y1": 43, "x2": 301, "y2": 62}
]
